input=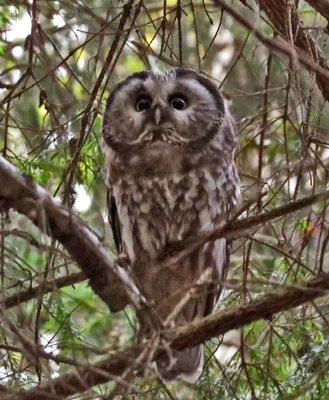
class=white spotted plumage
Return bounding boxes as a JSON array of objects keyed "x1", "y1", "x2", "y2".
[{"x1": 102, "y1": 68, "x2": 240, "y2": 382}]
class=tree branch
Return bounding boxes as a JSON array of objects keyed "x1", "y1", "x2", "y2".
[
  {"x1": 5, "y1": 272, "x2": 329, "y2": 400},
  {"x1": 1, "y1": 156, "x2": 329, "y2": 310},
  {"x1": 0, "y1": 156, "x2": 132, "y2": 312},
  {"x1": 163, "y1": 188, "x2": 329, "y2": 266},
  {"x1": 213, "y1": 0, "x2": 329, "y2": 101},
  {"x1": 3, "y1": 272, "x2": 86, "y2": 310},
  {"x1": 256, "y1": 0, "x2": 329, "y2": 100}
]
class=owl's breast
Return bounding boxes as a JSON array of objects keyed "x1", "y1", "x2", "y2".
[
  {"x1": 130, "y1": 142, "x2": 186, "y2": 178},
  {"x1": 109, "y1": 159, "x2": 239, "y2": 266},
  {"x1": 107, "y1": 141, "x2": 205, "y2": 182}
]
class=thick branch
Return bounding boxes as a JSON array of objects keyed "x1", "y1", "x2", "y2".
[
  {"x1": 0, "y1": 156, "x2": 129, "y2": 312},
  {"x1": 5, "y1": 272, "x2": 329, "y2": 400},
  {"x1": 171, "y1": 273, "x2": 329, "y2": 349}
]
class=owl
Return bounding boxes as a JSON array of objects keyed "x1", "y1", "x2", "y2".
[{"x1": 102, "y1": 68, "x2": 240, "y2": 382}]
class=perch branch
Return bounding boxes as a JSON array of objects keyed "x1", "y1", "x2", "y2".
[{"x1": 4, "y1": 272, "x2": 329, "y2": 400}]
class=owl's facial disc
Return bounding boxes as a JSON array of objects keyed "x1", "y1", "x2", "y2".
[{"x1": 103, "y1": 68, "x2": 225, "y2": 152}]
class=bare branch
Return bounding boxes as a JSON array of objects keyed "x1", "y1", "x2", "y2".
[{"x1": 3, "y1": 272, "x2": 86, "y2": 310}]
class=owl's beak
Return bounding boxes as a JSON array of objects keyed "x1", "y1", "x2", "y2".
[{"x1": 154, "y1": 107, "x2": 161, "y2": 125}]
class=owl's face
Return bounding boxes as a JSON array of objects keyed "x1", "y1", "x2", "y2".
[{"x1": 103, "y1": 68, "x2": 225, "y2": 152}]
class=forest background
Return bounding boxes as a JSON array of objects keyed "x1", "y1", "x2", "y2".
[{"x1": 1, "y1": 0, "x2": 329, "y2": 399}]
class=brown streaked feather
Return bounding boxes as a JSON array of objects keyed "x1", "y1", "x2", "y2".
[{"x1": 102, "y1": 68, "x2": 240, "y2": 382}]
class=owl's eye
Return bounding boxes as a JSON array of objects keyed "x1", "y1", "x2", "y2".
[
  {"x1": 170, "y1": 96, "x2": 187, "y2": 111},
  {"x1": 136, "y1": 97, "x2": 152, "y2": 112}
]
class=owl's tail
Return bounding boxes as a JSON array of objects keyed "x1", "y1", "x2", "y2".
[{"x1": 155, "y1": 345, "x2": 203, "y2": 382}]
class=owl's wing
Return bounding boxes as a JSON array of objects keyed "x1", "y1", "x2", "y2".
[
  {"x1": 107, "y1": 188, "x2": 122, "y2": 254},
  {"x1": 216, "y1": 239, "x2": 231, "y2": 302},
  {"x1": 204, "y1": 238, "x2": 231, "y2": 316}
]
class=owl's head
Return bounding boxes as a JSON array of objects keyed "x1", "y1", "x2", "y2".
[{"x1": 102, "y1": 68, "x2": 227, "y2": 152}]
